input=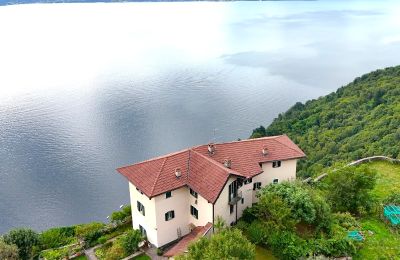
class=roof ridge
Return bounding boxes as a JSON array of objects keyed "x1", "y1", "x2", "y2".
[
  {"x1": 273, "y1": 136, "x2": 304, "y2": 155},
  {"x1": 150, "y1": 157, "x2": 168, "y2": 195},
  {"x1": 117, "y1": 149, "x2": 189, "y2": 170},
  {"x1": 191, "y1": 135, "x2": 285, "y2": 149},
  {"x1": 190, "y1": 149, "x2": 246, "y2": 177}
]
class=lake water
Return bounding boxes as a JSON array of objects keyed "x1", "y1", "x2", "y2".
[{"x1": 1, "y1": 1, "x2": 400, "y2": 233}]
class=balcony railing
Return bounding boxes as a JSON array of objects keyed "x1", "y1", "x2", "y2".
[{"x1": 228, "y1": 191, "x2": 242, "y2": 205}]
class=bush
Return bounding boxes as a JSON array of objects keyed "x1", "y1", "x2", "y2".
[
  {"x1": 98, "y1": 236, "x2": 107, "y2": 244},
  {"x1": 41, "y1": 247, "x2": 70, "y2": 260},
  {"x1": 40, "y1": 226, "x2": 76, "y2": 249},
  {"x1": 110, "y1": 206, "x2": 132, "y2": 224},
  {"x1": 75, "y1": 222, "x2": 105, "y2": 239},
  {"x1": 0, "y1": 239, "x2": 19, "y2": 260},
  {"x1": 177, "y1": 229, "x2": 255, "y2": 260},
  {"x1": 3, "y1": 228, "x2": 39, "y2": 260},
  {"x1": 242, "y1": 206, "x2": 259, "y2": 223},
  {"x1": 247, "y1": 221, "x2": 267, "y2": 245},
  {"x1": 104, "y1": 240, "x2": 125, "y2": 260},
  {"x1": 267, "y1": 230, "x2": 307, "y2": 260},
  {"x1": 120, "y1": 229, "x2": 142, "y2": 255},
  {"x1": 156, "y1": 248, "x2": 163, "y2": 256}
]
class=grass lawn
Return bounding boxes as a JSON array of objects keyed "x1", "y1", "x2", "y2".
[
  {"x1": 368, "y1": 161, "x2": 400, "y2": 200},
  {"x1": 133, "y1": 253, "x2": 151, "y2": 260},
  {"x1": 353, "y1": 161, "x2": 400, "y2": 259},
  {"x1": 71, "y1": 255, "x2": 88, "y2": 260},
  {"x1": 255, "y1": 246, "x2": 277, "y2": 260}
]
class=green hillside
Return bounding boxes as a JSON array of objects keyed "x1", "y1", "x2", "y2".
[{"x1": 251, "y1": 66, "x2": 400, "y2": 177}]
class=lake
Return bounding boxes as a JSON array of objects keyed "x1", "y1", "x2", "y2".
[{"x1": 0, "y1": 1, "x2": 399, "y2": 233}]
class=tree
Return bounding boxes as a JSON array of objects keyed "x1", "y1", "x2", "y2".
[
  {"x1": 0, "y1": 239, "x2": 19, "y2": 260},
  {"x1": 3, "y1": 228, "x2": 39, "y2": 260},
  {"x1": 177, "y1": 229, "x2": 255, "y2": 260},
  {"x1": 326, "y1": 165, "x2": 377, "y2": 214},
  {"x1": 213, "y1": 216, "x2": 226, "y2": 233},
  {"x1": 250, "y1": 125, "x2": 266, "y2": 138},
  {"x1": 120, "y1": 229, "x2": 142, "y2": 255}
]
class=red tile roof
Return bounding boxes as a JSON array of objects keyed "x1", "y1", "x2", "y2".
[
  {"x1": 116, "y1": 135, "x2": 305, "y2": 204},
  {"x1": 163, "y1": 222, "x2": 213, "y2": 257}
]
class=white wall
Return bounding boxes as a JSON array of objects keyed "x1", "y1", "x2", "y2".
[
  {"x1": 214, "y1": 176, "x2": 237, "y2": 226},
  {"x1": 252, "y1": 159, "x2": 297, "y2": 202},
  {"x1": 154, "y1": 186, "x2": 190, "y2": 247},
  {"x1": 188, "y1": 191, "x2": 213, "y2": 227},
  {"x1": 129, "y1": 184, "x2": 214, "y2": 248},
  {"x1": 129, "y1": 183, "x2": 158, "y2": 246}
]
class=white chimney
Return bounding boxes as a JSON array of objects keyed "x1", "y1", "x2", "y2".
[
  {"x1": 175, "y1": 168, "x2": 182, "y2": 178},
  {"x1": 208, "y1": 143, "x2": 215, "y2": 154},
  {"x1": 224, "y1": 159, "x2": 232, "y2": 169},
  {"x1": 262, "y1": 147, "x2": 269, "y2": 156}
]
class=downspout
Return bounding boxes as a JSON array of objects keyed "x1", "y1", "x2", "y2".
[{"x1": 212, "y1": 203, "x2": 215, "y2": 233}]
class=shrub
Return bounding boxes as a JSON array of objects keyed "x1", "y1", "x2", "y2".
[
  {"x1": 75, "y1": 222, "x2": 105, "y2": 239},
  {"x1": 40, "y1": 226, "x2": 76, "y2": 249},
  {"x1": 0, "y1": 239, "x2": 18, "y2": 260},
  {"x1": 242, "y1": 205, "x2": 259, "y2": 223},
  {"x1": 332, "y1": 212, "x2": 359, "y2": 230},
  {"x1": 97, "y1": 236, "x2": 107, "y2": 244},
  {"x1": 247, "y1": 221, "x2": 267, "y2": 245},
  {"x1": 41, "y1": 247, "x2": 70, "y2": 260},
  {"x1": 3, "y1": 228, "x2": 39, "y2": 260},
  {"x1": 156, "y1": 248, "x2": 163, "y2": 256},
  {"x1": 120, "y1": 229, "x2": 142, "y2": 255},
  {"x1": 267, "y1": 230, "x2": 307, "y2": 260},
  {"x1": 177, "y1": 229, "x2": 255, "y2": 260},
  {"x1": 104, "y1": 240, "x2": 125, "y2": 260}
]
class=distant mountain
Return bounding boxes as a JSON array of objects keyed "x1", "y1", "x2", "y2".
[{"x1": 251, "y1": 66, "x2": 400, "y2": 177}]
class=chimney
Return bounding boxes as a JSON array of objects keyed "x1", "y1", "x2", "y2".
[
  {"x1": 224, "y1": 159, "x2": 232, "y2": 169},
  {"x1": 175, "y1": 168, "x2": 182, "y2": 178},
  {"x1": 262, "y1": 147, "x2": 269, "y2": 156},
  {"x1": 208, "y1": 143, "x2": 215, "y2": 154}
]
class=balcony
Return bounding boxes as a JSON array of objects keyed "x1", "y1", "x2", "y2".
[{"x1": 228, "y1": 191, "x2": 242, "y2": 205}]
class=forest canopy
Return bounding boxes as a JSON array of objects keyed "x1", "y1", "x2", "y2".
[{"x1": 251, "y1": 66, "x2": 400, "y2": 177}]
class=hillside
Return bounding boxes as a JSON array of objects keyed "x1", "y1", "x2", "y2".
[{"x1": 251, "y1": 66, "x2": 400, "y2": 177}]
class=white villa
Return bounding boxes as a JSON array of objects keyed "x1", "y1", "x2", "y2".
[{"x1": 116, "y1": 135, "x2": 305, "y2": 256}]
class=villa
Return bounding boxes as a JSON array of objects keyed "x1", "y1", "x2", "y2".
[{"x1": 116, "y1": 135, "x2": 305, "y2": 253}]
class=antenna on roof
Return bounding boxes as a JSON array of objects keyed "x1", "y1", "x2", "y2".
[{"x1": 212, "y1": 128, "x2": 218, "y2": 142}]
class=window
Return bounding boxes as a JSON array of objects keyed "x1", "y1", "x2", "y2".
[
  {"x1": 190, "y1": 205, "x2": 198, "y2": 219},
  {"x1": 244, "y1": 178, "x2": 253, "y2": 185},
  {"x1": 165, "y1": 210, "x2": 175, "y2": 221},
  {"x1": 273, "y1": 179, "x2": 279, "y2": 184},
  {"x1": 241, "y1": 198, "x2": 244, "y2": 204},
  {"x1": 272, "y1": 161, "x2": 282, "y2": 168},
  {"x1": 237, "y1": 178, "x2": 243, "y2": 188},
  {"x1": 139, "y1": 225, "x2": 147, "y2": 237},
  {"x1": 137, "y1": 201, "x2": 145, "y2": 216},
  {"x1": 190, "y1": 188, "x2": 198, "y2": 198},
  {"x1": 165, "y1": 191, "x2": 172, "y2": 198},
  {"x1": 230, "y1": 204, "x2": 234, "y2": 214},
  {"x1": 228, "y1": 180, "x2": 238, "y2": 202},
  {"x1": 253, "y1": 182, "x2": 261, "y2": 190}
]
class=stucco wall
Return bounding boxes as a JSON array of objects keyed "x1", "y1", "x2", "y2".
[
  {"x1": 129, "y1": 184, "x2": 214, "y2": 247},
  {"x1": 252, "y1": 159, "x2": 297, "y2": 202},
  {"x1": 188, "y1": 190, "x2": 213, "y2": 227},
  {"x1": 214, "y1": 176, "x2": 237, "y2": 226},
  {"x1": 129, "y1": 183, "x2": 158, "y2": 246},
  {"x1": 154, "y1": 186, "x2": 190, "y2": 247}
]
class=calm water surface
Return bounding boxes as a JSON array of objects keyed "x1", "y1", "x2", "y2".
[{"x1": 1, "y1": 1, "x2": 400, "y2": 233}]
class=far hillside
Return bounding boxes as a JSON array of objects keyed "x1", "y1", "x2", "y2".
[{"x1": 251, "y1": 66, "x2": 400, "y2": 177}]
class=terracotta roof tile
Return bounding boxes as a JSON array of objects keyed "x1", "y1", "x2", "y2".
[{"x1": 116, "y1": 135, "x2": 305, "y2": 203}]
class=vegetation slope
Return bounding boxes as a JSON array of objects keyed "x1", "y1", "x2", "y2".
[{"x1": 251, "y1": 66, "x2": 400, "y2": 177}]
